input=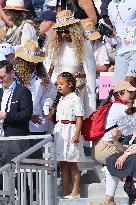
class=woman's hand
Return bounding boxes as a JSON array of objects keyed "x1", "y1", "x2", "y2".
[
  {"x1": 111, "y1": 128, "x2": 120, "y2": 141},
  {"x1": 115, "y1": 153, "x2": 128, "y2": 170},
  {"x1": 71, "y1": 134, "x2": 80, "y2": 144}
]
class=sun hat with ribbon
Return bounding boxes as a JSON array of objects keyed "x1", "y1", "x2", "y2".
[
  {"x1": 4, "y1": 0, "x2": 29, "y2": 11},
  {"x1": 16, "y1": 40, "x2": 46, "y2": 63},
  {"x1": 82, "y1": 22, "x2": 101, "y2": 41},
  {"x1": 52, "y1": 10, "x2": 80, "y2": 29}
]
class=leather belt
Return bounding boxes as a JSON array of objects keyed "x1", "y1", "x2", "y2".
[{"x1": 58, "y1": 120, "x2": 76, "y2": 124}]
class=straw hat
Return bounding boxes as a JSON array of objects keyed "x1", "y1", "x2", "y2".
[
  {"x1": 82, "y1": 22, "x2": 101, "y2": 41},
  {"x1": 52, "y1": 10, "x2": 80, "y2": 29},
  {"x1": 16, "y1": 40, "x2": 46, "y2": 63},
  {"x1": 4, "y1": 0, "x2": 29, "y2": 11},
  {"x1": 113, "y1": 80, "x2": 136, "y2": 93}
]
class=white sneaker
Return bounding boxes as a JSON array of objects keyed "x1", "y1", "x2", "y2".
[{"x1": 64, "y1": 194, "x2": 80, "y2": 199}]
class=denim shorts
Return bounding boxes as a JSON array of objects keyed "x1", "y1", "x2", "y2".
[{"x1": 114, "y1": 51, "x2": 136, "y2": 82}]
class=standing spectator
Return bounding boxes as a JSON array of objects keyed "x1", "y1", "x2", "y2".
[
  {"x1": 54, "y1": 72, "x2": 85, "y2": 198},
  {"x1": 108, "y1": 0, "x2": 136, "y2": 88},
  {"x1": 34, "y1": 10, "x2": 56, "y2": 48},
  {"x1": 0, "y1": 60, "x2": 33, "y2": 164},
  {"x1": 3, "y1": 0, "x2": 38, "y2": 46},
  {"x1": 14, "y1": 40, "x2": 56, "y2": 136},
  {"x1": 58, "y1": 0, "x2": 98, "y2": 23},
  {"x1": 47, "y1": 10, "x2": 96, "y2": 118}
]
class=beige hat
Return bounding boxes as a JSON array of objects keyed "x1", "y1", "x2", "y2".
[
  {"x1": 4, "y1": 0, "x2": 29, "y2": 11},
  {"x1": 82, "y1": 22, "x2": 101, "y2": 41},
  {"x1": 52, "y1": 10, "x2": 80, "y2": 29},
  {"x1": 113, "y1": 80, "x2": 136, "y2": 92},
  {"x1": 16, "y1": 40, "x2": 46, "y2": 63}
]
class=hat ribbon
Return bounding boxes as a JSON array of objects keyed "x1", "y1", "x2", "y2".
[
  {"x1": 85, "y1": 28, "x2": 98, "y2": 36},
  {"x1": 24, "y1": 48, "x2": 40, "y2": 56},
  {"x1": 56, "y1": 15, "x2": 74, "y2": 23}
]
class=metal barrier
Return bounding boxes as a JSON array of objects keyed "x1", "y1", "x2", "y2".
[{"x1": 0, "y1": 134, "x2": 57, "y2": 205}]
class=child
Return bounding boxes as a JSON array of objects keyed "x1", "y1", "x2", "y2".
[
  {"x1": 91, "y1": 80, "x2": 136, "y2": 205},
  {"x1": 54, "y1": 72, "x2": 85, "y2": 199}
]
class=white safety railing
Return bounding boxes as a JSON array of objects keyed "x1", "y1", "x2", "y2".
[{"x1": 0, "y1": 134, "x2": 57, "y2": 205}]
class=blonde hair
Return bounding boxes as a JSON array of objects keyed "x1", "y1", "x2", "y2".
[
  {"x1": 14, "y1": 57, "x2": 49, "y2": 90},
  {"x1": 47, "y1": 23, "x2": 85, "y2": 66}
]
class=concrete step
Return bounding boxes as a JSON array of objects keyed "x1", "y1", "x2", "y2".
[
  {"x1": 58, "y1": 182, "x2": 128, "y2": 205},
  {"x1": 58, "y1": 197, "x2": 128, "y2": 205}
]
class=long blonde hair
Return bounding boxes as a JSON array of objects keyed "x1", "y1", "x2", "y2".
[
  {"x1": 47, "y1": 23, "x2": 85, "y2": 66},
  {"x1": 14, "y1": 57, "x2": 49, "y2": 90}
]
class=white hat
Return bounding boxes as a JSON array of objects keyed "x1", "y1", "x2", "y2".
[
  {"x1": 46, "y1": 0, "x2": 57, "y2": 7},
  {"x1": 0, "y1": 53, "x2": 6, "y2": 61},
  {"x1": 0, "y1": 43, "x2": 15, "y2": 56},
  {"x1": 4, "y1": 0, "x2": 29, "y2": 11},
  {"x1": 113, "y1": 80, "x2": 136, "y2": 92}
]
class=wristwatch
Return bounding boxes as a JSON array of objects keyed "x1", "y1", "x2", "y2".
[{"x1": 125, "y1": 150, "x2": 132, "y2": 156}]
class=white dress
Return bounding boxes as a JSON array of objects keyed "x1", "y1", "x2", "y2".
[
  {"x1": 55, "y1": 40, "x2": 96, "y2": 119},
  {"x1": 54, "y1": 92, "x2": 85, "y2": 162}
]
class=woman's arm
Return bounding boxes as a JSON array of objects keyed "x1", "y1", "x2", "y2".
[
  {"x1": 111, "y1": 128, "x2": 126, "y2": 152},
  {"x1": 115, "y1": 148, "x2": 136, "y2": 170},
  {"x1": 78, "y1": 0, "x2": 97, "y2": 23}
]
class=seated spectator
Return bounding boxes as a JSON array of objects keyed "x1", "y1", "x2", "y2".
[{"x1": 91, "y1": 80, "x2": 136, "y2": 205}]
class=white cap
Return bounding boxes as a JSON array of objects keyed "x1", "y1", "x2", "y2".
[
  {"x1": 46, "y1": 0, "x2": 57, "y2": 6},
  {"x1": 0, "y1": 53, "x2": 6, "y2": 61},
  {"x1": 0, "y1": 43, "x2": 15, "y2": 56}
]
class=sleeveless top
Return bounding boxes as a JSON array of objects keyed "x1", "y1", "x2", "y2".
[{"x1": 61, "y1": 0, "x2": 100, "y2": 22}]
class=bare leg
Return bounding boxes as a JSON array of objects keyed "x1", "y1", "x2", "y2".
[
  {"x1": 69, "y1": 162, "x2": 80, "y2": 197},
  {"x1": 60, "y1": 161, "x2": 70, "y2": 197}
]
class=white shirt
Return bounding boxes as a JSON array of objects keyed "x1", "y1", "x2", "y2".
[
  {"x1": 93, "y1": 40, "x2": 110, "y2": 66},
  {"x1": 102, "y1": 103, "x2": 128, "y2": 141},
  {"x1": 108, "y1": 0, "x2": 136, "y2": 55},
  {"x1": 1, "y1": 82, "x2": 15, "y2": 112},
  {"x1": 21, "y1": 22, "x2": 38, "y2": 45},
  {"x1": 28, "y1": 72, "x2": 57, "y2": 132}
]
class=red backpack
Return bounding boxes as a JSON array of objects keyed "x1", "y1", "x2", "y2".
[{"x1": 82, "y1": 101, "x2": 122, "y2": 141}]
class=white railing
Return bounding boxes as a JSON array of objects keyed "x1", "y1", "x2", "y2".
[{"x1": 0, "y1": 134, "x2": 57, "y2": 205}]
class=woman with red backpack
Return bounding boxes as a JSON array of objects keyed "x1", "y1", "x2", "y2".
[{"x1": 91, "y1": 80, "x2": 136, "y2": 205}]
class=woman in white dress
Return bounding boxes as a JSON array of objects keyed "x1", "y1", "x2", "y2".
[
  {"x1": 54, "y1": 72, "x2": 85, "y2": 198},
  {"x1": 47, "y1": 10, "x2": 96, "y2": 119}
]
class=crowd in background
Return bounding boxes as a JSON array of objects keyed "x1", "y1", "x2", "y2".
[{"x1": 0, "y1": 0, "x2": 136, "y2": 205}]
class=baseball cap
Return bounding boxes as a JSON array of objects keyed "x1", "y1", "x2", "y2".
[
  {"x1": 34, "y1": 10, "x2": 56, "y2": 23},
  {"x1": 113, "y1": 80, "x2": 136, "y2": 92},
  {"x1": 0, "y1": 43, "x2": 15, "y2": 56}
]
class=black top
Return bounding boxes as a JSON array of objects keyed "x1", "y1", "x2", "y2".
[{"x1": 60, "y1": 0, "x2": 100, "y2": 22}]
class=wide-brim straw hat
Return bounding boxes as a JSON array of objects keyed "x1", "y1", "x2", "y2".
[
  {"x1": 16, "y1": 40, "x2": 46, "y2": 63},
  {"x1": 83, "y1": 22, "x2": 101, "y2": 41},
  {"x1": 52, "y1": 10, "x2": 80, "y2": 29},
  {"x1": 4, "y1": 0, "x2": 29, "y2": 11}
]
